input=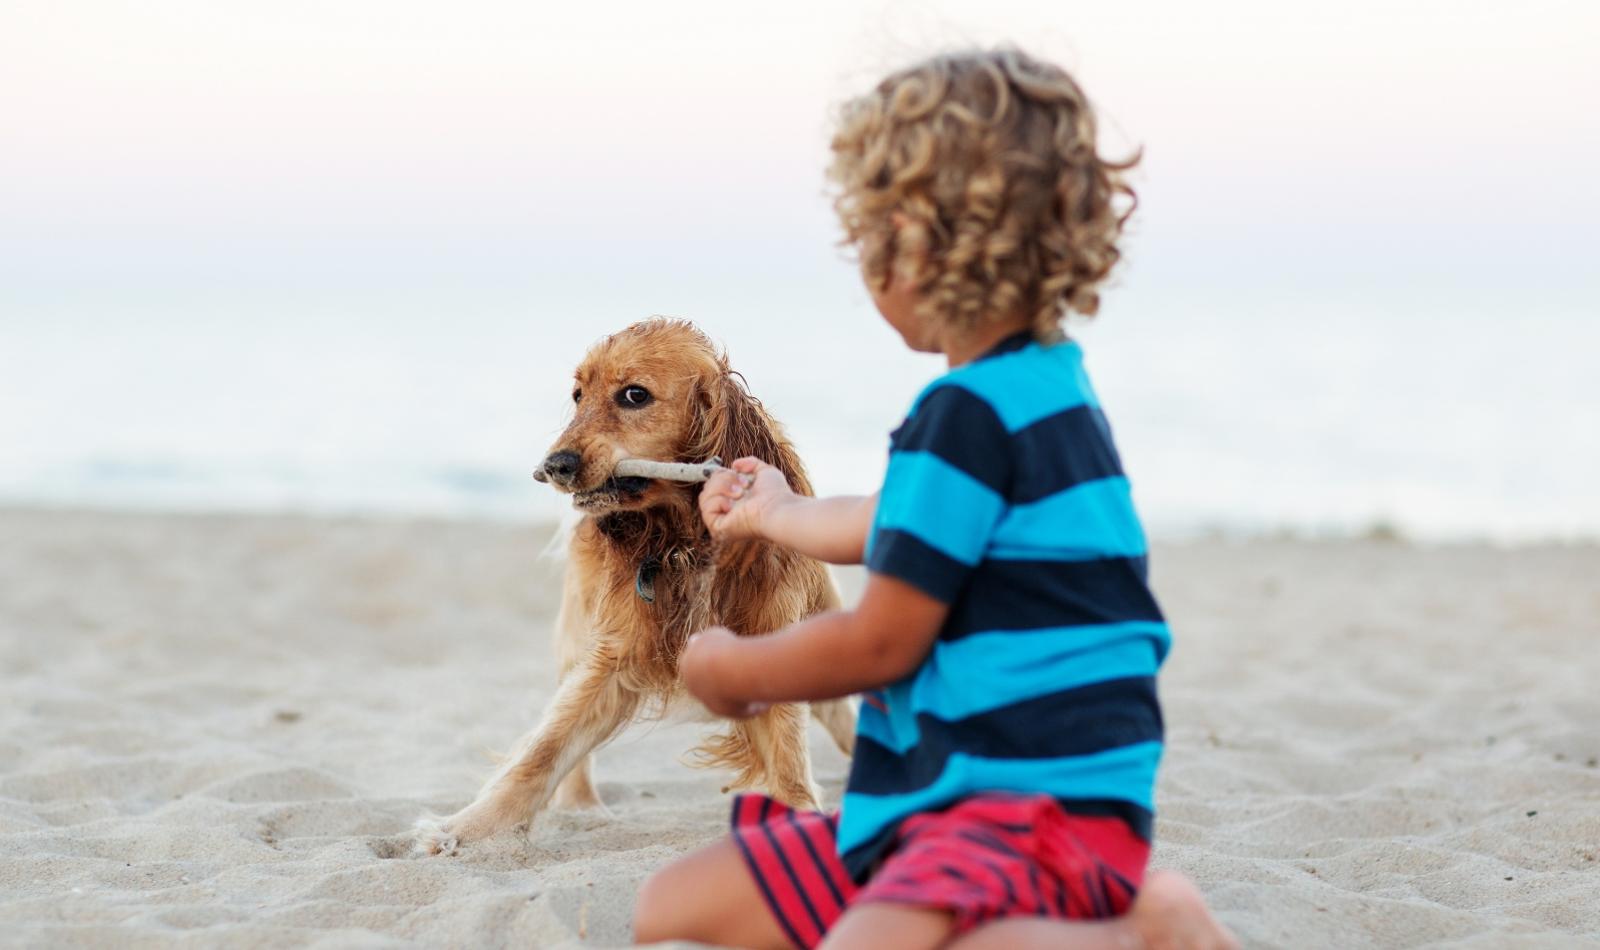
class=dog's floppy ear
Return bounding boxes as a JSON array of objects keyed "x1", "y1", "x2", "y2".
[{"x1": 688, "y1": 359, "x2": 813, "y2": 497}]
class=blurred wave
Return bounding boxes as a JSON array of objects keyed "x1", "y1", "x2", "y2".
[{"x1": 3, "y1": 292, "x2": 1595, "y2": 543}]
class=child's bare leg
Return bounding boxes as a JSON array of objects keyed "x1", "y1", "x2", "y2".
[
  {"x1": 818, "y1": 904, "x2": 952, "y2": 950},
  {"x1": 633, "y1": 837, "x2": 795, "y2": 950},
  {"x1": 947, "y1": 871, "x2": 1238, "y2": 950}
]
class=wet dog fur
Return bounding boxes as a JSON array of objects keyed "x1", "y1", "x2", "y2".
[{"x1": 416, "y1": 319, "x2": 855, "y2": 854}]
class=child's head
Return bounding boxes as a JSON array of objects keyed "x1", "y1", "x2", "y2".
[{"x1": 828, "y1": 48, "x2": 1138, "y2": 347}]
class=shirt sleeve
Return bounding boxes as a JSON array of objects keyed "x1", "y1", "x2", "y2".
[{"x1": 866, "y1": 384, "x2": 1012, "y2": 603}]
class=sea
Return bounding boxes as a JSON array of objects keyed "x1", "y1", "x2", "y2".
[{"x1": 2, "y1": 281, "x2": 1595, "y2": 544}]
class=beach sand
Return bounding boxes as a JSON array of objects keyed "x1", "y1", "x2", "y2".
[{"x1": 1, "y1": 508, "x2": 1596, "y2": 948}]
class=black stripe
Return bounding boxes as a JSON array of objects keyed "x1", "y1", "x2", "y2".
[
  {"x1": 971, "y1": 853, "x2": 1021, "y2": 910},
  {"x1": 1011, "y1": 405, "x2": 1125, "y2": 504},
  {"x1": 1095, "y1": 865, "x2": 1118, "y2": 916},
  {"x1": 941, "y1": 555, "x2": 1161, "y2": 639},
  {"x1": 782, "y1": 807, "x2": 847, "y2": 911},
  {"x1": 889, "y1": 385, "x2": 1012, "y2": 495},
  {"x1": 1058, "y1": 800, "x2": 1153, "y2": 842},
  {"x1": 755, "y1": 800, "x2": 829, "y2": 940},
  {"x1": 1103, "y1": 862, "x2": 1139, "y2": 900},
  {"x1": 840, "y1": 825, "x2": 900, "y2": 884},
  {"x1": 844, "y1": 677, "x2": 1164, "y2": 797},
  {"x1": 938, "y1": 862, "x2": 978, "y2": 884},
  {"x1": 897, "y1": 823, "x2": 927, "y2": 846},
  {"x1": 955, "y1": 827, "x2": 1024, "y2": 860},
  {"x1": 977, "y1": 330, "x2": 1035, "y2": 361},
  {"x1": 730, "y1": 809, "x2": 808, "y2": 950},
  {"x1": 867, "y1": 528, "x2": 971, "y2": 604},
  {"x1": 1082, "y1": 869, "x2": 1108, "y2": 917},
  {"x1": 1026, "y1": 860, "x2": 1050, "y2": 912}
]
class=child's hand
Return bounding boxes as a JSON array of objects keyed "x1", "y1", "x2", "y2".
[
  {"x1": 699, "y1": 457, "x2": 795, "y2": 542},
  {"x1": 681, "y1": 626, "x2": 770, "y2": 719}
]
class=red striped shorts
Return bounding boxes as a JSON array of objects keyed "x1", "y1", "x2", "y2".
[{"x1": 729, "y1": 792, "x2": 1149, "y2": 949}]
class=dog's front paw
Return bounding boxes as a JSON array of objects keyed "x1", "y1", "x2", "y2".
[
  {"x1": 412, "y1": 799, "x2": 531, "y2": 857},
  {"x1": 412, "y1": 815, "x2": 461, "y2": 857}
]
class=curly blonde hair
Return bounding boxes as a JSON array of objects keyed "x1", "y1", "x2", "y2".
[{"x1": 828, "y1": 48, "x2": 1138, "y2": 339}]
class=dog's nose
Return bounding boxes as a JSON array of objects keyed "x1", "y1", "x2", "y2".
[{"x1": 541, "y1": 450, "x2": 582, "y2": 485}]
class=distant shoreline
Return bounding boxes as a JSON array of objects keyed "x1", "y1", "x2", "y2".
[{"x1": 3, "y1": 501, "x2": 1597, "y2": 550}]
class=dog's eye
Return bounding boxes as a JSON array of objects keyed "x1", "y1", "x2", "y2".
[
  {"x1": 616, "y1": 385, "x2": 653, "y2": 408},
  {"x1": 572, "y1": 389, "x2": 582, "y2": 403}
]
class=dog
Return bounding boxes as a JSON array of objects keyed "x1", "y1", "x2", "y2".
[{"x1": 417, "y1": 319, "x2": 855, "y2": 854}]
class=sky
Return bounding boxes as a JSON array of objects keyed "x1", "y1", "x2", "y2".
[
  {"x1": 4, "y1": 0, "x2": 1595, "y2": 300},
  {"x1": 1, "y1": 0, "x2": 1597, "y2": 538}
]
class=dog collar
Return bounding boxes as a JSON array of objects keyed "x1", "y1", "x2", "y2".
[{"x1": 635, "y1": 556, "x2": 661, "y2": 604}]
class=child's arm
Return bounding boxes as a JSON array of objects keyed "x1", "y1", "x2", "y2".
[
  {"x1": 680, "y1": 573, "x2": 945, "y2": 716},
  {"x1": 700, "y1": 457, "x2": 876, "y2": 565}
]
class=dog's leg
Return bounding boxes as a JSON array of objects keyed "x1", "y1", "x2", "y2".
[
  {"x1": 738, "y1": 702, "x2": 822, "y2": 810},
  {"x1": 416, "y1": 651, "x2": 637, "y2": 855},
  {"x1": 810, "y1": 698, "x2": 857, "y2": 756},
  {"x1": 547, "y1": 663, "x2": 606, "y2": 811},
  {"x1": 548, "y1": 568, "x2": 607, "y2": 812},
  {"x1": 550, "y1": 752, "x2": 604, "y2": 810}
]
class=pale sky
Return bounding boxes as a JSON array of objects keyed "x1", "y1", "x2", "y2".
[{"x1": 3, "y1": 0, "x2": 1596, "y2": 304}]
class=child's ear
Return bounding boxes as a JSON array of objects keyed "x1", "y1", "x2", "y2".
[{"x1": 886, "y1": 212, "x2": 930, "y2": 289}]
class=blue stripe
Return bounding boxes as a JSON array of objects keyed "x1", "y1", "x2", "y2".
[
  {"x1": 854, "y1": 681, "x2": 921, "y2": 755},
  {"x1": 857, "y1": 630, "x2": 1171, "y2": 754},
  {"x1": 989, "y1": 476, "x2": 1147, "y2": 561},
  {"x1": 837, "y1": 741, "x2": 1163, "y2": 854},
  {"x1": 847, "y1": 676, "x2": 1163, "y2": 795},
  {"x1": 942, "y1": 556, "x2": 1162, "y2": 639},
  {"x1": 911, "y1": 623, "x2": 1168, "y2": 720},
  {"x1": 927, "y1": 341, "x2": 1099, "y2": 433},
  {"x1": 1011, "y1": 405, "x2": 1124, "y2": 504},
  {"x1": 871, "y1": 451, "x2": 1004, "y2": 567}
]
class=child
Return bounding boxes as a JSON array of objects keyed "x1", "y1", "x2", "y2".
[{"x1": 633, "y1": 49, "x2": 1236, "y2": 950}]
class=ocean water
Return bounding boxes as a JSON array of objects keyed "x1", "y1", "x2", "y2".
[{"x1": 3, "y1": 283, "x2": 1595, "y2": 544}]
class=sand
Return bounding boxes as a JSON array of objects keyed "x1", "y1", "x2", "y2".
[{"x1": 1, "y1": 508, "x2": 1596, "y2": 948}]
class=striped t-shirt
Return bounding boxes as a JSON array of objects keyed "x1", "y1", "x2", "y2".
[{"x1": 838, "y1": 331, "x2": 1170, "y2": 881}]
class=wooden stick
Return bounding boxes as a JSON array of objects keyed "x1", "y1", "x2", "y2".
[{"x1": 612, "y1": 457, "x2": 726, "y2": 483}]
